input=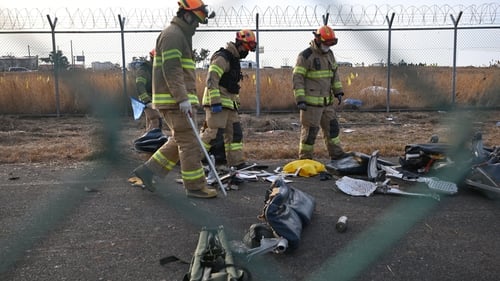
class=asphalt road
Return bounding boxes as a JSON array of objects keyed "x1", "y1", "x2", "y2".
[{"x1": 1, "y1": 158, "x2": 499, "y2": 281}]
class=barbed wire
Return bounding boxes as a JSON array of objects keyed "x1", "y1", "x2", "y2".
[{"x1": 0, "y1": 4, "x2": 498, "y2": 30}]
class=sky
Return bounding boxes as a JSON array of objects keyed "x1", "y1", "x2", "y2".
[
  {"x1": 1, "y1": 0, "x2": 484, "y2": 9},
  {"x1": 1, "y1": 1, "x2": 498, "y2": 67}
]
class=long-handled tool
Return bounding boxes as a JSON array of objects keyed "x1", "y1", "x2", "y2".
[
  {"x1": 130, "y1": 97, "x2": 146, "y2": 120},
  {"x1": 186, "y1": 112, "x2": 227, "y2": 196}
]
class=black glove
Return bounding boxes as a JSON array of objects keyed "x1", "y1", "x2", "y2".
[
  {"x1": 297, "y1": 102, "x2": 307, "y2": 111},
  {"x1": 334, "y1": 92, "x2": 344, "y2": 105}
]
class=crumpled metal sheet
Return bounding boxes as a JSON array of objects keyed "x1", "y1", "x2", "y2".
[{"x1": 335, "y1": 176, "x2": 377, "y2": 197}]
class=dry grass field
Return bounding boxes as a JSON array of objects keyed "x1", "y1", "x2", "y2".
[
  {"x1": 0, "y1": 66, "x2": 499, "y2": 114},
  {"x1": 0, "y1": 66, "x2": 498, "y2": 164}
]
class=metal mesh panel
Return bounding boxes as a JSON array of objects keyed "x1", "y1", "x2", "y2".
[{"x1": 0, "y1": 4, "x2": 499, "y2": 114}]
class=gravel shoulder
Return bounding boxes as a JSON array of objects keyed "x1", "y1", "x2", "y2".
[{"x1": 0, "y1": 111, "x2": 499, "y2": 281}]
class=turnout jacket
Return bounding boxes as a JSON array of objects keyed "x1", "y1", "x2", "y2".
[
  {"x1": 152, "y1": 16, "x2": 199, "y2": 110},
  {"x1": 135, "y1": 60, "x2": 152, "y2": 104},
  {"x1": 202, "y1": 42, "x2": 242, "y2": 110},
  {"x1": 292, "y1": 40, "x2": 344, "y2": 106}
]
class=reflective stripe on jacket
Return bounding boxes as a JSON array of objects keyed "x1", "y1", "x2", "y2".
[
  {"x1": 202, "y1": 42, "x2": 241, "y2": 110},
  {"x1": 135, "y1": 61, "x2": 152, "y2": 103},
  {"x1": 152, "y1": 16, "x2": 199, "y2": 109},
  {"x1": 292, "y1": 40, "x2": 343, "y2": 106}
]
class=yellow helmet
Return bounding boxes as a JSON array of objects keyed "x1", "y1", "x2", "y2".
[
  {"x1": 178, "y1": 0, "x2": 214, "y2": 24},
  {"x1": 314, "y1": 25, "x2": 338, "y2": 46},
  {"x1": 236, "y1": 29, "x2": 257, "y2": 52}
]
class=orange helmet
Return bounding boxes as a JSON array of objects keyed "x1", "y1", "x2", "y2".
[
  {"x1": 236, "y1": 29, "x2": 257, "y2": 52},
  {"x1": 314, "y1": 25, "x2": 338, "y2": 46},
  {"x1": 178, "y1": 0, "x2": 214, "y2": 24}
]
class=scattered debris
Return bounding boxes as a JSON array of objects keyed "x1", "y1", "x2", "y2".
[
  {"x1": 343, "y1": 98, "x2": 363, "y2": 109},
  {"x1": 360, "y1": 86, "x2": 400, "y2": 96}
]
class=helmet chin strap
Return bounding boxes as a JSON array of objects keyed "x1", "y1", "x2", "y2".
[
  {"x1": 182, "y1": 11, "x2": 199, "y2": 26},
  {"x1": 314, "y1": 39, "x2": 330, "y2": 53},
  {"x1": 320, "y1": 44, "x2": 331, "y2": 53},
  {"x1": 239, "y1": 50, "x2": 249, "y2": 59},
  {"x1": 235, "y1": 41, "x2": 249, "y2": 58}
]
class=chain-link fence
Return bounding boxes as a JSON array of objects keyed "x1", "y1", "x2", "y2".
[
  {"x1": 2, "y1": 21, "x2": 499, "y2": 68},
  {"x1": 1, "y1": 4, "x2": 499, "y2": 115},
  {"x1": 1, "y1": 5, "x2": 500, "y2": 281}
]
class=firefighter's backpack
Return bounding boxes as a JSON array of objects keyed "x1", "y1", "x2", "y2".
[{"x1": 161, "y1": 225, "x2": 250, "y2": 281}]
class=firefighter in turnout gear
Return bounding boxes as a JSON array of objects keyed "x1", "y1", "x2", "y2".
[
  {"x1": 199, "y1": 29, "x2": 257, "y2": 169},
  {"x1": 132, "y1": 0, "x2": 217, "y2": 198},
  {"x1": 135, "y1": 49, "x2": 162, "y2": 131},
  {"x1": 132, "y1": 49, "x2": 168, "y2": 153},
  {"x1": 292, "y1": 25, "x2": 347, "y2": 160}
]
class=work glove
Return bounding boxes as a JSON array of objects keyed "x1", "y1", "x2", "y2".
[
  {"x1": 297, "y1": 102, "x2": 307, "y2": 111},
  {"x1": 179, "y1": 99, "x2": 192, "y2": 115},
  {"x1": 145, "y1": 102, "x2": 153, "y2": 109},
  {"x1": 211, "y1": 104, "x2": 222, "y2": 113},
  {"x1": 334, "y1": 92, "x2": 344, "y2": 105}
]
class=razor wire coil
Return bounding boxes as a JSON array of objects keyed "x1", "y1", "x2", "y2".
[{"x1": 0, "y1": 4, "x2": 499, "y2": 30}]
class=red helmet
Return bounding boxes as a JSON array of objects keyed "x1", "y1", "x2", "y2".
[
  {"x1": 314, "y1": 25, "x2": 338, "y2": 46},
  {"x1": 236, "y1": 29, "x2": 257, "y2": 52},
  {"x1": 178, "y1": 0, "x2": 214, "y2": 24}
]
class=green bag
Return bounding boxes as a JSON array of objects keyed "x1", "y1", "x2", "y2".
[{"x1": 184, "y1": 225, "x2": 249, "y2": 281}]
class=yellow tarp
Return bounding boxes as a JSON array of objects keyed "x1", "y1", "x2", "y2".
[{"x1": 283, "y1": 159, "x2": 326, "y2": 177}]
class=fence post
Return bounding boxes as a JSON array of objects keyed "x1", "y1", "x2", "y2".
[
  {"x1": 450, "y1": 11, "x2": 463, "y2": 105},
  {"x1": 386, "y1": 12, "x2": 395, "y2": 113},
  {"x1": 46, "y1": 15, "x2": 60, "y2": 117},
  {"x1": 255, "y1": 13, "x2": 261, "y2": 117},
  {"x1": 118, "y1": 14, "x2": 128, "y2": 115}
]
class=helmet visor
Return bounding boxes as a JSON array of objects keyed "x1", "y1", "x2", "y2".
[{"x1": 191, "y1": 5, "x2": 215, "y2": 24}]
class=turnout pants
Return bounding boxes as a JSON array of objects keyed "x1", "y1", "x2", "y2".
[
  {"x1": 200, "y1": 108, "x2": 244, "y2": 167},
  {"x1": 144, "y1": 107, "x2": 163, "y2": 131},
  {"x1": 299, "y1": 104, "x2": 345, "y2": 160},
  {"x1": 145, "y1": 109, "x2": 206, "y2": 191}
]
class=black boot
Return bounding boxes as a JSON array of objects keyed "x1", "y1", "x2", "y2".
[{"x1": 132, "y1": 164, "x2": 155, "y2": 192}]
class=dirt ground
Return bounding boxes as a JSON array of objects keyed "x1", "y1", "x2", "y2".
[
  {"x1": 1, "y1": 109, "x2": 499, "y2": 164},
  {"x1": 0, "y1": 110, "x2": 499, "y2": 281}
]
